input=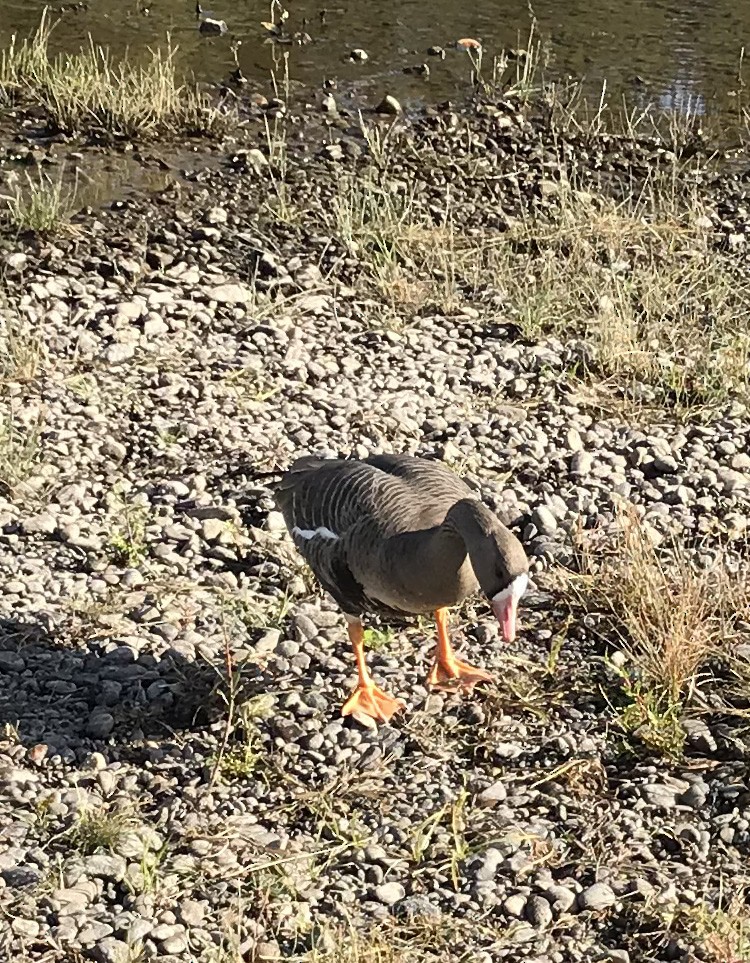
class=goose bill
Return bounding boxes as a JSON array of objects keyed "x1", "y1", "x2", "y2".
[
  {"x1": 494, "y1": 596, "x2": 517, "y2": 642},
  {"x1": 491, "y1": 574, "x2": 528, "y2": 643}
]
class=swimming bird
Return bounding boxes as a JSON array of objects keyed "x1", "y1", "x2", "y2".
[{"x1": 272, "y1": 454, "x2": 529, "y2": 727}]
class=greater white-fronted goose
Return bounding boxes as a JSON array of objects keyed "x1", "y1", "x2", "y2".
[{"x1": 273, "y1": 453, "x2": 529, "y2": 727}]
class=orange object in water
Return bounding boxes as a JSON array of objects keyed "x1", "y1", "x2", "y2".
[{"x1": 455, "y1": 37, "x2": 482, "y2": 50}]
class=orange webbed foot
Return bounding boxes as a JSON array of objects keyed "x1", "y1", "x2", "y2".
[
  {"x1": 341, "y1": 683, "x2": 405, "y2": 729},
  {"x1": 426, "y1": 657, "x2": 495, "y2": 691}
]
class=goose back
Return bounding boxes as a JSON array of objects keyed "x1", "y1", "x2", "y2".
[
  {"x1": 273, "y1": 454, "x2": 487, "y2": 617},
  {"x1": 276, "y1": 454, "x2": 473, "y2": 536}
]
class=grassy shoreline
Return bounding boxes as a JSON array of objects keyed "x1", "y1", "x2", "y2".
[
  {"x1": 4, "y1": 10, "x2": 746, "y2": 410},
  {"x1": 0, "y1": 9, "x2": 226, "y2": 140}
]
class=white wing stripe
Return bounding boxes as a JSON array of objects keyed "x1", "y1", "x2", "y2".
[{"x1": 292, "y1": 525, "x2": 339, "y2": 541}]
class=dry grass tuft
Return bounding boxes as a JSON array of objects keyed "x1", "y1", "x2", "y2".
[
  {"x1": 1, "y1": 168, "x2": 79, "y2": 234},
  {"x1": 0, "y1": 406, "x2": 44, "y2": 495},
  {"x1": 567, "y1": 502, "x2": 750, "y2": 756},
  {"x1": 680, "y1": 891, "x2": 750, "y2": 963},
  {"x1": 0, "y1": 10, "x2": 226, "y2": 139},
  {"x1": 490, "y1": 171, "x2": 750, "y2": 410},
  {"x1": 330, "y1": 143, "x2": 749, "y2": 409},
  {"x1": 307, "y1": 918, "x2": 479, "y2": 963},
  {"x1": 307, "y1": 909, "x2": 526, "y2": 962},
  {"x1": 331, "y1": 173, "x2": 469, "y2": 315},
  {"x1": 0, "y1": 303, "x2": 47, "y2": 382},
  {"x1": 308, "y1": 927, "x2": 401, "y2": 963},
  {"x1": 68, "y1": 806, "x2": 138, "y2": 855}
]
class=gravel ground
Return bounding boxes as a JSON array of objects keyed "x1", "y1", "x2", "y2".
[{"x1": 1, "y1": 92, "x2": 749, "y2": 963}]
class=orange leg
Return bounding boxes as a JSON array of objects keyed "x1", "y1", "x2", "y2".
[
  {"x1": 340, "y1": 619, "x2": 405, "y2": 728},
  {"x1": 426, "y1": 607, "x2": 495, "y2": 690}
]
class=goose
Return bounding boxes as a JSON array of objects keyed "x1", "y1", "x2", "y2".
[{"x1": 270, "y1": 453, "x2": 529, "y2": 728}]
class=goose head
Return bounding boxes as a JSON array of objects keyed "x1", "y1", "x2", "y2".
[{"x1": 448, "y1": 500, "x2": 529, "y2": 642}]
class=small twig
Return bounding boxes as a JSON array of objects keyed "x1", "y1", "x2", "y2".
[{"x1": 206, "y1": 608, "x2": 238, "y2": 792}]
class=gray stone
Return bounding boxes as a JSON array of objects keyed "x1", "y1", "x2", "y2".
[
  {"x1": 162, "y1": 936, "x2": 188, "y2": 954},
  {"x1": 210, "y1": 283, "x2": 254, "y2": 304},
  {"x1": 376, "y1": 94, "x2": 402, "y2": 115},
  {"x1": 478, "y1": 780, "x2": 508, "y2": 806},
  {"x1": 526, "y1": 894, "x2": 553, "y2": 927},
  {"x1": 5, "y1": 252, "x2": 28, "y2": 271},
  {"x1": 256, "y1": 942, "x2": 281, "y2": 962},
  {"x1": 21, "y1": 512, "x2": 57, "y2": 535},
  {"x1": 245, "y1": 149, "x2": 268, "y2": 169},
  {"x1": 5, "y1": 768, "x2": 39, "y2": 785},
  {"x1": 79, "y1": 921, "x2": 115, "y2": 943},
  {"x1": 394, "y1": 894, "x2": 441, "y2": 920},
  {"x1": 2, "y1": 866, "x2": 42, "y2": 887},
  {"x1": 85, "y1": 853, "x2": 127, "y2": 880},
  {"x1": 679, "y1": 781, "x2": 708, "y2": 808},
  {"x1": 11, "y1": 917, "x2": 40, "y2": 938},
  {"x1": 578, "y1": 882, "x2": 616, "y2": 911},
  {"x1": 97, "y1": 771, "x2": 118, "y2": 795},
  {"x1": 0, "y1": 651, "x2": 25, "y2": 672},
  {"x1": 545, "y1": 884, "x2": 577, "y2": 913},
  {"x1": 570, "y1": 451, "x2": 593, "y2": 475},
  {"x1": 54, "y1": 887, "x2": 91, "y2": 913},
  {"x1": 104, "y1": 343, "x2": 135, "y2": 364},
  {"x1": 475, "y1": 847, "x2": 503, "y2": 882},
  {"x1": 531, "y1": 506, "x2": 558, "y2": 535},
  {"x1": 143, "y1": 316, "x2": 169, "y2": 337},
  {"x1": 641, "y1": 782, "x2": 682, "y2": 808},
  {"x1": 102, "y1": 439, "x2": 127, "y2": 461},
  {"x1": 87, "y1": 711, "x2": 116, "y2": 738},
  {"x1": 178, "y1": 898, "x2": 206, "y2": 925},
  {"x1": 200, "y1": 517, "x2": 225, "y2": 541},
  {"x1": 91, "y1": 938, "x2": 132, "y2": 963},
  {"x1": 493, "y1": 741, "x2": 523, "y2": 759},
  {"x1": 652, "y1": 454, "x2": 679, "y2": 473},
  {"x1": 682, "y1": 718, "x2": 717, "y2": 753},
  {"x1": 375, "y1": 881, "x2": 406, "y2": 905},
  {"x1": 206, "y1": 206, "x2": 228, "y2": 225},
  {"x1": 151, "y1": 923, "x2": 184, "y2": 940},
  {"x1": 128, "y1": 918, "x2": 153, "y2": 942},
  {"x1": 294, "y1": 614, "x2": 319, "y2": 641},
  {"x1": 266, "y1": 510, "x2": 287, "y2": 532},
  {"x1": 503, "y1": 893, "x2": 526, "y2": 917},
  {"x1": 509, "y1": 922, "x2": 536, "y2": 943}
]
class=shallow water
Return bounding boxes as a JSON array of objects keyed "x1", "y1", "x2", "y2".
[{"x1": 1, "y1": 0, "x2": 749, "y2": 123}]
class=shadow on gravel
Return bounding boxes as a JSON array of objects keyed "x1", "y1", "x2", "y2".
[{"x1": 0, "y1": 614, "x2": 258, "y2": 755}]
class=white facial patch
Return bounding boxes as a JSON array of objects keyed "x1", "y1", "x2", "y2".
[
  {"x1": 292, "y1": 525, "x2": 339, "y2": 542},
  {"x1": 492, "y1": 573, "x2": 529, "y2": 608}
]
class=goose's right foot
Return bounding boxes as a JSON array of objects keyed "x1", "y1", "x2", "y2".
[{"x1": 341, "y1": 616, "x2": 405, "y2": 728}]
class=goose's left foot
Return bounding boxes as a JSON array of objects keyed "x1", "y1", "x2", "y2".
[
  {"x1": 341, "y1": 683, "x2": 405, "y2": 728},
  {"x1": 427, "y1": 606, "x2": 495, "y2": 691},
  {"x1": 427, "y1": 657, "x2": 494, "y2": 690}
]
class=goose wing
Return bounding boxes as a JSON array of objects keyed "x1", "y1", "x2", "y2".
[
  {"x1": 363, "y1": 453, "x2": 477, "y2": 506},
  {"x1": 272, "y1": 457, "x2": 393, "y2": 615},
  {"x1": 273, "y1": 455, "x2": 472, "y2": 616}
]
